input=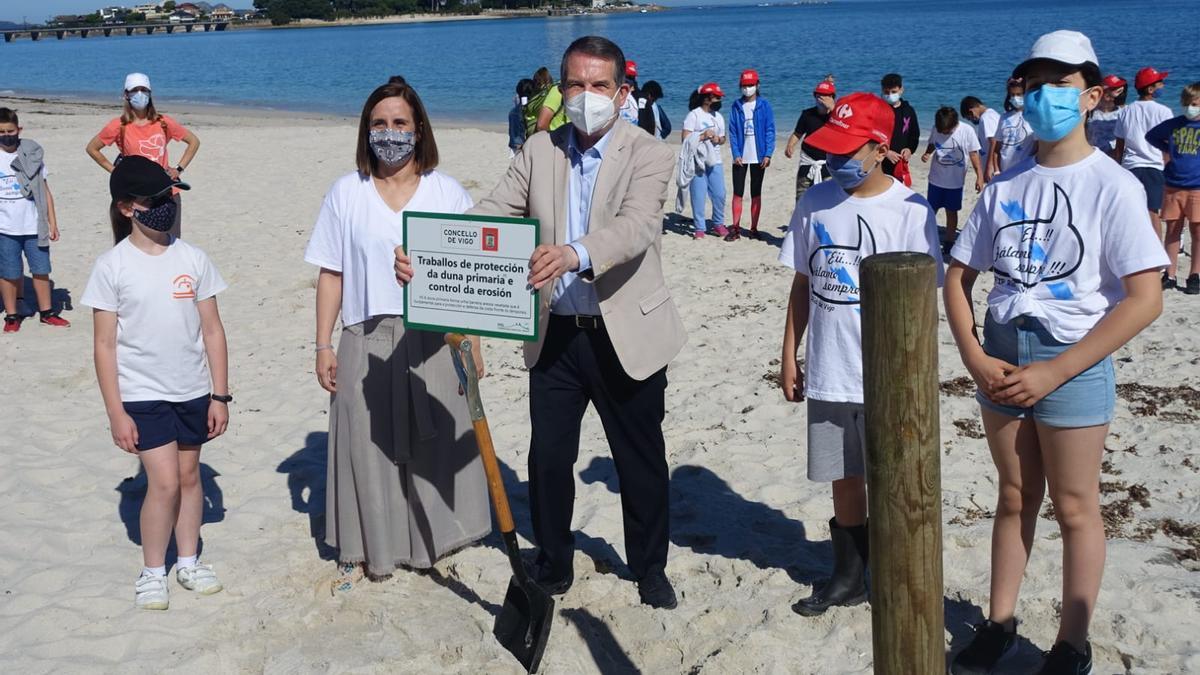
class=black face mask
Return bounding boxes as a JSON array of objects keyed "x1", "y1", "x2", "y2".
[
  {"x1": 0, "y1": 134, "x2": 18, "y2": 149},
  {"x1": 710, "y1": 101, "x2": 722, "y2": 112},
  {"x1": 133, "y1": 197, "x2": 177, "y2": 232}
]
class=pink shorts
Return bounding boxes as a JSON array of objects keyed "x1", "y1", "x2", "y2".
[{"x1": 1162, "y1": 187, "x2": 1200, "y2": 223}]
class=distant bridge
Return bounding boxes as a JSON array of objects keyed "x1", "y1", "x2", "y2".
[{"x1": 3, "y1": 21, "x2": 230, "y2": 43}]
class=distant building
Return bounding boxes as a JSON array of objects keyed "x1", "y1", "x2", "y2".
[
  {"x1": 132, "y1": 3, "x2": 160, "y2": 13},
  {"x1": 169, "y1": 9, "x2": 198, "y2": 22},
  {"x1": 210, "y1": 4, "x2": 235, "y2": 20},
  {"x1": 99, "y1": 6, "x2": 127, "y2": 20},
  {"x1": 50, "y1": 15, "x2": 83, "y2": 26},
  {"x1": 175, "y1": 2, "x2": 202, "y2": 15}
]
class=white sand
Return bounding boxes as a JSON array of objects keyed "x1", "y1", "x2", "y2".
[{"x1": 1, "y1": 97, "x2": 1197, "y2": 673}]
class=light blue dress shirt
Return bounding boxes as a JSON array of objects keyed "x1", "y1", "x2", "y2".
[{"x1": 551, "y1": 127, "x2": 613, "y2": 316}]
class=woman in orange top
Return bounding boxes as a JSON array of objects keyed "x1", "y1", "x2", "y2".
[{"x1": 86, "y1": 73, "x2": 201, "y2": 237}]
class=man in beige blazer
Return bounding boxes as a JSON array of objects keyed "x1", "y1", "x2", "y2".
[{"x1": 400, "y1": 36, "x2": 685, "y2": 608}]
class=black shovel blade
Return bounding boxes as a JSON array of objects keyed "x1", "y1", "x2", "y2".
[{"x1": 493, "y1": 575, "x2": 555, "y2": 673}]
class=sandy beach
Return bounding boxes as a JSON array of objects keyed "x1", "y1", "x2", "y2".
[{"x1": 0, "y1": 96, "x2": 1196, "y2": 674}]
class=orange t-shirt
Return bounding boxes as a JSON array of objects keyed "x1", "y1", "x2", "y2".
[{"x1": 98, "y1": 114, "x2": 189, "y2": 169}]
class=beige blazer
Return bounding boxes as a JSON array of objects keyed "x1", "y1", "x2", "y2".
[{"x1": 470, "y1": 120, "x2": 686, "y2": 381}]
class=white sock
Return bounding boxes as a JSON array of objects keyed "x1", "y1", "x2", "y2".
[
  {"x1": 142, "y1": 565, "x2": 167, "y2": 578},
  {"x1": 176, "y1": 555, "x2": 198, "y2": 570}
]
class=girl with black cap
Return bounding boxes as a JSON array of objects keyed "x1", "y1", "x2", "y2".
[
  {"x1": 946, "y1": 30, "x2": 1167, "y2": 675},
  {"x1": 81, "y1": 155, "x2": 230, "y2": 611}
]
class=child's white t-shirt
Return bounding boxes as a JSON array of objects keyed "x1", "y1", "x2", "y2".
[
  {"x1": 0, "y1": 150, "x2": 46, "y2": 237},
  {"x1": 995, "y1": 110, "x2": 1035, "y2": 172},
  {"x1": 951, "y1": 149, "x2": 1168, "y2": 343},
  {"x1": 304, "y1": 170, "x2": 474, "y2": 327},
  {"x1": 975, "y1": 107, "x2": 1001, "y2": 167},
  {"x1": 928, "y1": 123, "x2": 981, "y2": 189},
  {"x1": 81, "y1": 237, "x2": 227, "y2": 402},
  {"x1": 1115, "y1": 100, "x2": 1174, "y2": 171},
  {"x1": 684, "y1": 108, "x2": 726, "y2": 167},
  {"x1": 778, "y1": 178, "x2": 945, "y2": 403},
  {"x1": 741, "y1": 100, "x2": 759, "y2": 164}
]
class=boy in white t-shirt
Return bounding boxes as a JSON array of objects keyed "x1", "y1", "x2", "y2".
[
  {"x1": 778, "y1": 92, "x2": 943, "y2": 617},
  {"x1": 946, "y1": 32, "x2": 1167, "y2": 675},
  {"x1": 960, "y1": 96, "x2": 1001, "y2": 176},
  {"x1": 0, "y1": 107, "x2": 69, "y2": 332},
  {"x1": 82, "y1": 156, "x2": 231, "y2": 611},
  {"x1": 922, "y1": 106, "x2": 983, "y2": 253},
  {"x1": 1114, "y1": 66, "x2": 1174, "y2": 246}
]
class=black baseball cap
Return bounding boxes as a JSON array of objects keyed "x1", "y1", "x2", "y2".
[{"x1": 109, "y1": 155, "x2": 190, "y2": 200}]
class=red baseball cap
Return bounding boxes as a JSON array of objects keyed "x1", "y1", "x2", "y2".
[
  {"x1": 625, "y1": 60, "x2": 638, "y2": 79},
  {"x1": 804, "y1": 92, "x2": 894, "y2": 155},
  {"x1": 698, "y1": 82, "x2": 724, "y2": 98},
  {"x1": 1102, "y1": 74, "x2": 1126, "y2": 89},
  {"x1": 740, "y1": 69, "x2": 759, "y2": 86},
  {"x1": 1134, "y1": 67, "x2": 1168, "y2": 90},
  {"x1": 814, "y1": 81, "x2": 836, "y2": 96}
]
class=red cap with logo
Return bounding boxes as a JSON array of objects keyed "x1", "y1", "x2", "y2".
[
  {"x1": 740, "y1": 69, "x2": 759, "y2": 86},
  {"x1": 814, "y1": 81, "x2": 836, "y2": 96},
  {"x1": 1134, "y1": 67, "x2": 1168, "y2": 90},
  {"x1": 698, "y1": 82, "x2": 725, "y2": 98},
  {"x1": 625, "y1": 60, "x2": 638, "y2": 79},
  {"x1": 804, "y1": 92, "x2": 894, "y2": 155},
  {"x1": 1102, "y1": 74, "x2": 1126, "y2": 89}
]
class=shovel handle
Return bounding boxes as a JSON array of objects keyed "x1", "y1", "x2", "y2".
[{"x1": 446, "y1": 333, "x2": 516, "y2": 536}]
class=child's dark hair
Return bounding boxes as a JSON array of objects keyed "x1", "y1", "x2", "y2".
[
  {"x1": 516, "y1": 78, "x2": 535, "y2": 98},
  {"x1": 881, "y1": 73, "x2": 903, "y2": 90},
  {"x1": 959, "y1": 96, "x2": 983, "y2": 118},
  {"x1": 0, "y1": 107, "x2": 19, "y2": 126},
  {"x1": 1112, "y1": 85, "x2": 1128, "y2": 106},
  {"x1": 935, "y1": 106, "x2": 958, "y2": 133},
  {"x1": 688, "y1": 89, "x2": 706, "y2": 111},
  {"x1": 1015, "y1": 60, "x2": 1103, "y2": 91},
  {"x1": 109, "y1": 201, "x2": 133, "y2": 244}
]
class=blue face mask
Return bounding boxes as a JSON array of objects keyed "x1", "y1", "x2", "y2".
[
  {"x1": 1023, "y1": 85, "x2": 1084, "y2": 142},
  {"x1": 1151, "y1": 87, "x2": 1163, "y2": 99},
  {"x1": 128, "y1": 91, "x2": 151, "y2": 110},
  {"x1": 826, "y1": 152, "x2": 872, "y2": 191}
]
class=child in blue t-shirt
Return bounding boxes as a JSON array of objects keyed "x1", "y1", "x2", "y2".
[{"x1": 1146, "y1": 81, "x2": 1200, "y2": 293}]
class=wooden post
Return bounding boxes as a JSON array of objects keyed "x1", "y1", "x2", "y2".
[{"x1": 860, "y1": 252, "x2": 943, "y2": 674}]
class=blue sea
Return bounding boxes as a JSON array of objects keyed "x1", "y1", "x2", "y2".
[{"x1": 1, "y1": 0, "x2": 1195, "y2": 127}]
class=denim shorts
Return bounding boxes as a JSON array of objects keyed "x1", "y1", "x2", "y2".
[
  {"x1": 0, "y1": 234, "x2": 50, "y2": 279},
  {"x1": 977, "y1": 314, "x2": 1115, "y2": 428},
  {"x1": 122, "y1": 395, "x2": 211, "y2": 451}
]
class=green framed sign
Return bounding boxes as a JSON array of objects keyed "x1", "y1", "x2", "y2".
[{"x1": 402, "y1": 211, "x2": 541, "y2": 342}]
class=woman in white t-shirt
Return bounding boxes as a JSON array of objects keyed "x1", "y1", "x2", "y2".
[
  {"x1": 304, "y1": 77, "x2": 489, "y2": 589},
  {"x1": 946, "y1": 32, "x2": 1167, "y2": 674},
  {"x1": 82, "y1": 156, "x2": 230, "y2": 610},
  {"x1": 1086, "y1": 74, "x2": 1126, "y2": 160},
  {"x1": 682, "y1": 83, "x2": 728, "y2": 239},
  {"x1": 987, "y1": 77, "x2": 1037, "y2": 180}
]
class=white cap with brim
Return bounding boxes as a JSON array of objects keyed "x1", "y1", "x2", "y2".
[
  {"x1": 124, "y1": 73, "x2": 152, "y2": 92},
  {"x1": 1014, "y1": 30, "x2": 1098, "y2": 78}
]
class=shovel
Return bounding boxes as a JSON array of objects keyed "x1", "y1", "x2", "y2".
[{"x1": 446, "y1": 333, "x2": 554, "y2": 674}]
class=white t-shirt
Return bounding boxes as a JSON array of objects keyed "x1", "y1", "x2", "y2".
[
  {"x1": 0, "y1": 150, "x2": 45, "y2": 237},
  {"x1": 741, "y1": 99, "x2": 759, "y2": 164},
  {"x1": 81, "y1": 238, "x2": 227, "y2": 402},
  {"x1": 951, "y1": 149, "x2": 1168, "y2": 343},
  {"x1": 928, "y1": 123, "x2": 981, "y2": 189},
  {"x1": 684, "y1": 108, "x2": 726, "y2": 167},
  {"x1": 304, "y1": 170, "x2": 474, "y2": 327},
  {"x1": 995, "y1": 110, "x2": 1035, "y2": 173},
  {"x1": 1086, "y1": 108, "x2": 1122, "y2": 153},
  {"x1": 1115, "y1": 100, "x2": 1174, "y2": 170},
  {"x1": 975, "y1": 108, "x2": 1001, "y2": 167},
  {"x1": 778, "y1": 179, "x2": 944, "y2": 403}
]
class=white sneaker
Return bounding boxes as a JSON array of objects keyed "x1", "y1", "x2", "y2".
[
  {"x1": 135, "y1": 573, "x2": 169, "y2": 610},
  {"x1": 176, "y1": 563, "x2": 224, "y2": 595}
]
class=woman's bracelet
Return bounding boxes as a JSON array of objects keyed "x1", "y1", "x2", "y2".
[{"x1": 315, "y1": 344, "x2": 334, "y2": 352}]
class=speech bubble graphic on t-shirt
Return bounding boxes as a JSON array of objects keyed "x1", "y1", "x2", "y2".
[
  {"x1": 808, "y1": 215, "x2": 877, "y2": 306},
  {"x1": 935, "y1": 140, "x2": 966, "y2": 167},
  {"x1": 140, "y1": 134, "x2": 166, "y2": 161},
  {"x1": 991, "y1": 183, "x2": 1083, "y2": 295}
]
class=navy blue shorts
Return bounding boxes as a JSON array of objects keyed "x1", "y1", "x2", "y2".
[
  {"x1": 927, "y1": 184, "x2": 964, "y2": 212},
  {"x1": 123, "y1": 395, "x2": 210, "y2": 451},
  {"x1": 1130, "y1": 167, "x2": 1165, "y2": 212}
]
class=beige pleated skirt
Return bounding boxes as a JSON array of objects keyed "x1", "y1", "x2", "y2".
[{"x1": 325, "y1": 315, "x2": 490, "y2": 575}]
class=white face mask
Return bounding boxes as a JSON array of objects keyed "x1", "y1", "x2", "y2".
[
  {"x1": 565, "y1": 89, "x2": 619, "y2": 136},
  {"x1": 1187, "y1": 105, "x2": 1200, "y2": 121},
  {"x1": 883, "y1": 92, "x2": 901, "y2": 105},
  {"x1": 1011, "y1": 95, "x2": 1025, "y2": 110},
  {"x1": 741, "y1": 86, "x2": 757, "y2": 98}
]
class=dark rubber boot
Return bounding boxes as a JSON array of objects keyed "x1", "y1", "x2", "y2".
[{"x1": 792, "y1": 517, "x2": 868, "y2": 616}]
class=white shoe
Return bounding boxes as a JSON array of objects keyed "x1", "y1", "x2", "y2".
[
  {"x1": 176, "y1": 563, "x2": 224, "y2": 595},
  {"x1": 135, "y1": 573, "x2": 169, "y2": 610}
]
